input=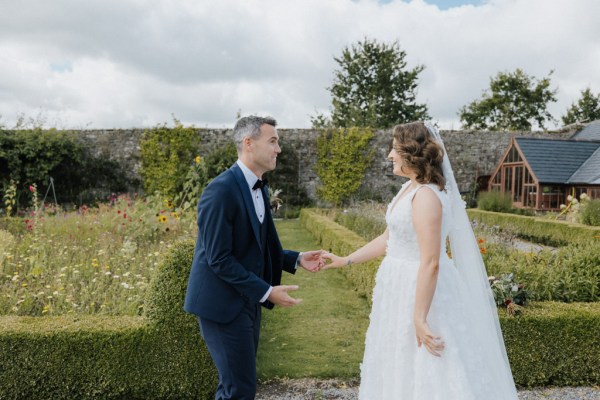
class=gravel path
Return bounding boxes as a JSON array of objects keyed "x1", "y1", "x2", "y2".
[{"x1": 256, "y1": 378, "x2": 600, "y2": 400}]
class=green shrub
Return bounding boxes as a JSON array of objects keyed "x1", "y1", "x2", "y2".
[
  {"x1": 316, "y1": 127, "x2": 374, "y2": 206},
  {"x1": 139, "y1": 120, "x2": 201, "y2": 199},
  {"x1": 0, "y1": 240, "x2": 217, "y2": 399},
  {"x1": 580, "y1": 199, "x2": 600, "y2": 226},
  {"x1": 500, "y1": 302, "x2": 600, "y2": 387},
  {"x1": 203, "y1": 142, "x2": 238, "y2": 180},
  {"x1": 144, "y1": 240, "x2": 199, "y2": 330},
  {"x1": 477, "y1": 190, "x2": 513, "y2": 213},
  {"x1": 0, "y1": 128, "x2": 133, "y2": 209}
]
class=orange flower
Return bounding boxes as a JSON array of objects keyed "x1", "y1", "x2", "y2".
[
  {"x1": 477, "y1": 238, "x2": 485, "y2": 244},
  {"x1": 479, "y1": 247, "x2": 487, "y2": 254}
]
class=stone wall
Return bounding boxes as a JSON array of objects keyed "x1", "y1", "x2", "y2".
[{"x1": 76, "y1": 128, "x2": 573, "y2": 204}]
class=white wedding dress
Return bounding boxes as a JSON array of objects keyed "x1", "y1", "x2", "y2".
[{"x1": 359, "y1": 182, "x2": 518, "y2": 399}]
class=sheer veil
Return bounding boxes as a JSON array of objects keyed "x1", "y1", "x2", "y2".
[{"x1": 424, "y1": 122, "x2": 518, "y2": 397}]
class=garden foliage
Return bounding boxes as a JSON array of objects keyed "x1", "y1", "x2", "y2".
[
  {"x1": 477, "y1": 190, "x2": 514, "y2": 213},
  {"x1": 580, "y1": 199, "x2": 600, "y2": 226},
  {"x1": 139, "y1": 120, "x2": 201, "y2": 200},
  {"x1": 0, "y1": 128, "x2": 132, "y2": 210},
  {"x1": 316, "y1": 127, "x2": 374, "y2": 206}
]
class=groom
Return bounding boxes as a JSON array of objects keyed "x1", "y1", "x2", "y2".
[{"x1": 184, "y1": 115, "x2": 323, "y2": 400}]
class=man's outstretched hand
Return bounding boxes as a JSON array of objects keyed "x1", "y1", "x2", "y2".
[{"x1": 268, "y1": 285, "x2": 302, "y2": 307}]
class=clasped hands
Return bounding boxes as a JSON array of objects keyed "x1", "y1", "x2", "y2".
[{"x1": 267, "y1": 250, "x2": 345, "y2": 307}]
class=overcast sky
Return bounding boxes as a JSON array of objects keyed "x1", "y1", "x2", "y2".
[{"x1": 0, "y1": 0, "x2": 598, "y2": 130}]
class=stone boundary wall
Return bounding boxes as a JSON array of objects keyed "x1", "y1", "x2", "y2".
[{"x1": 75, "y1": 128, "x2": 574, "y2": 204}]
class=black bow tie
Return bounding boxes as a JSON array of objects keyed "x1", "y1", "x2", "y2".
[{"x1": 252, "y1": 179, "x2": 268, "y2": 190}]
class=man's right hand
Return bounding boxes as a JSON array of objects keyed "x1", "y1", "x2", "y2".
[{"x1": 268, "y1": 285, "x2": 302, "y2": 307}]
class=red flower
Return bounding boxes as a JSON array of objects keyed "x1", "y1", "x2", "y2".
[{"x1": 29, "y1": 185, "x2": 36, "y2": 193}]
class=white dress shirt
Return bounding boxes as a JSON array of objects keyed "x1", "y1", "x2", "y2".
[{"x1": 236, "y1": 160, "x2": 266, "y2": 223}]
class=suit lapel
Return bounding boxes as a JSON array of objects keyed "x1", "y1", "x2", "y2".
[{"x1": 230, "y1": 163, "x2": 263, "y2": 252}]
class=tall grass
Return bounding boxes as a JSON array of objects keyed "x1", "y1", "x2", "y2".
[
  {"x1": 477, "y1": 190, "x2": 513, "y2": 213},
  {"x1": 0, "y1": 194, "x2": 196, "y2": 316},
  {"x1": 580, "y1": 199, "x2": 600, "y2": 226}
]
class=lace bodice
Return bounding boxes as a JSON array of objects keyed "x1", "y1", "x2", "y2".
[{"x1": 385, "y1": 182, "x2": 450, "y2": 261}]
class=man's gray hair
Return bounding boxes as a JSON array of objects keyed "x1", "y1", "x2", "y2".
[{"x1": 233, "y1": 115, "x2": 277, "y2": 151}]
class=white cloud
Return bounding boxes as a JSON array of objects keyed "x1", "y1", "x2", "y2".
[{"x1": 0, "y1": 0, "x2": 598, "y2": 130}]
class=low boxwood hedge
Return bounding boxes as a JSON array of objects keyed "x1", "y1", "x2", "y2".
[
  {"x1": 300, "y1": 208, "x2": 600, "y2": 387},
  {"x1": 467, "y1": 209, "x2": 600, "y2": 246},
  {"x1": 501, "y1": 302, "x2": 600, "y2": 387},
  {"x1": 0, "y1": 240, "x2": 217, "y2": 399}
]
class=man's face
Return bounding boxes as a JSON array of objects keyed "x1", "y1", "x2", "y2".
[{"x1": 248, "y1": 124, "x2": 281, "y2": 175}]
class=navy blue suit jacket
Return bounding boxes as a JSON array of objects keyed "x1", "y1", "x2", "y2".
[{"x1": 184, "y1": 163, "x2": 298, "y2": 324}]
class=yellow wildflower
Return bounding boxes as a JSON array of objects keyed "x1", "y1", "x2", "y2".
[{"x1": 195, "y1": 155, "x2": 202, "y2": 165}]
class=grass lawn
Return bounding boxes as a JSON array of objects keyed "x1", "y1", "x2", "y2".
[{"x1": 256, "y1": 219, "x2": 371, "y2": 380}]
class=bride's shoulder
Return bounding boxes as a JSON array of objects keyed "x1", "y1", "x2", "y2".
[{"x1": 414, "y1": 184, "x2": 447, "y2": 203}]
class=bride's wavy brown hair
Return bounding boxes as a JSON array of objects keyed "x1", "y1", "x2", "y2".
[{"x1": 392, "y1": 121, "x2": 446, "y2": 191}]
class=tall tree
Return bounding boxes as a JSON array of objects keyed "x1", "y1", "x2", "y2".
[
  {"x1": 562, "y1": 88, "x2": 600, "y2": 125},
  {"x1": 315, "y1": 38, "x2": 429, "y2": 129},
  {"x1": 459, "y1": 69, "x2": 557, "y2": 131}
]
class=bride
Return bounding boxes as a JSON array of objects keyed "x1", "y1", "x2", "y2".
[{"x1": 323, "y1": 122, "x2": 518, "y2": 399}]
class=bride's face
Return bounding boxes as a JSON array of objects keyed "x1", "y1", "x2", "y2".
[{"x1": 388, "y1": 139, "x2": 410, "y2": 177}]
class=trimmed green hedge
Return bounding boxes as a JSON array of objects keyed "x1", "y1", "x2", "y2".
[
  {"x1": 467, "y1": 209, "x2": 600, "y2": 246},
  {"x1": 0, "y1": 240, "x2": 217, "y2": 399},
  {"x1": 300, "y1": 208, "x2": 600, "y2": 387},
  {"x1": 501, "y1": 302, "x2": 600, "y2": 387}
]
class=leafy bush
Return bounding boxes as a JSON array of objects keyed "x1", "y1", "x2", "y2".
[
  {"x1": 580, "y1": 199, "x2": 600, "y2": 226},
  {"x1": 139, "y1": 120, "x2": 201, "y2": 199},
  {"x1": 500, "y1": 301, "x2": 600, "y2": 387},
  {"x1": 477, "y1": 190, "x2": 513, "y2": 213},
  {"x1": 316, "y1": 127, "x2": 374, "y2": 206},
  {"x1": 0, "y1": 128, "x2": 132, "y2": 209},
  {"x1": 203, "y1": 141, "x2": 238, "y2": 180}
]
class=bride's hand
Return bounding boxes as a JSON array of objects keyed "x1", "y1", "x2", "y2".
[
  {"x1": 415, "y1": 320, "x2": 445, "y2": 357},
  {"x1": 321, "y1": 252, "x2": 348, "y2": 269}
]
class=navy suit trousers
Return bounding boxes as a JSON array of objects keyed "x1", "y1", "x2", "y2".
[{"x1": 199, "y1": 302, "x2": 262, "y2": 400}]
